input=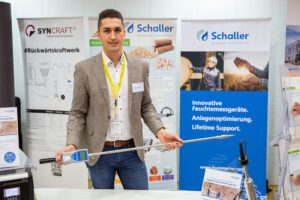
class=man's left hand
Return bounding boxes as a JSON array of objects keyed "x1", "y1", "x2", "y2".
[{"x1": 156, "y1": 128, "x2": 183, "y2": 150}]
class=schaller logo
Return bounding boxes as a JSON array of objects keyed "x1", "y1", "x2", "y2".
[
  {"x1": 124, "y1": 22, "x2": 134, "y2": 33},
  {"x1": 196, "y1": 29, "x2": 250, "y2": 42},
  {"x1": 124, "y1": 21, "x2": 174, "y2": 33},
  {"x1": 25, "y1": 24, "x2": 36, "y2": 37}
]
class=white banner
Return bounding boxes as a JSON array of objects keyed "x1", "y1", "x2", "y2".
[
  {"x1": 181, "y1": 19, "x2": 270, "y2": 52},
  {"x1": 18, "y1": 17, "x2": 88, "y2": 188},
  {"x1": 89, "y1": 18, "x2": 178, "y2": 190}
]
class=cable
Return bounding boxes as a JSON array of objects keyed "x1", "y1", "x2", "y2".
[
  {"x1": 232, "y1": 190, "x2": 243, "y2": 200},
  {"x1": 160, "y1": 107, "x2": 174, "y2": 117}
]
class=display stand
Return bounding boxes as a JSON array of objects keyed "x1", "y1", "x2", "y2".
[
  {"x1": 272, "y1": 66, "x2": 300, "y2": 200},
  {"x1": 271, "y1": 87, "x2": 292, "y2": 200},
  {"x1": 0, "y1": 150, "x2": 34, "y2": 200}
]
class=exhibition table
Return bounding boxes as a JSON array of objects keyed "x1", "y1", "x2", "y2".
[{"x1": 34, "y1": 188, "x2": 210, "y2": 200}]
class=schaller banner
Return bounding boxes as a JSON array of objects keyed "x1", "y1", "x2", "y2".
[
  {"x1": 18, "y1": 18, "x2": 88, "y2": 188},
  {"x1": 89, "y1": 18, "x2": 178, "y2": 190},
  {"x1": 179, "y1": 19, "x2": 270, "y2": 196}
]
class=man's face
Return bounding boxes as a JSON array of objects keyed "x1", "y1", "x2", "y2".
[
  {"x1": 207, "y1": 60, "x2": 216, "y2": 68},
  {"x1": 97, "y1": 18, "x2": 125, "y2": 53}
]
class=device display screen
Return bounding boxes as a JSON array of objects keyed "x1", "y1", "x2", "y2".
[
  {"x1": 79, "y1": 151, "x2": 87, "y2": 160},
  {"x1": 70, "y1": 150, "x2": 88, "y2": 161},
  {"x1": 4, "y1": 187, "x2": 20, "y2": 197}
]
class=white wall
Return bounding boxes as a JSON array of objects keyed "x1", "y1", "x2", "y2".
[
  {"x1": 287, "y1": 0, "x2": 300, "y2": 25},
  {"x1": 2, "y1": 0, "x2": 288, "y2": 185}
]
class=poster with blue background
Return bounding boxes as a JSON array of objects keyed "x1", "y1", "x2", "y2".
[{"x1": 179, "y1": 19, "x2": 270, "y2": 197}]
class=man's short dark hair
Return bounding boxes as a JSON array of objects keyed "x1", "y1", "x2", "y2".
[{"x1": 97, "y1": 9, "x2": 124, "y2": 30}]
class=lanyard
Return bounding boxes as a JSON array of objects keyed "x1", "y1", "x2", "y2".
[{"x1": 102, "y1": 53, "x2": 126, "y2": 115}]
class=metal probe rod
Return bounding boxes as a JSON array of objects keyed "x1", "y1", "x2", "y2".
[
  {"x1": 39, "y1": 134, "x2": 235, "y2": 164},
  {"x1": 88, "y1": 134, "x2": 234, "y2": 157}
]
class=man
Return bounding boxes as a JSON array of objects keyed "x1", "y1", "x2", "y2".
[
  {"x1": 55, "y1": 9, "x2": 182, "y2": 190},
  {"x1": 190, "y1": 56, "x2": 221, "y2": 91}
]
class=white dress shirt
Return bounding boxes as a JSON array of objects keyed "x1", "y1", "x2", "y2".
[{"x1": 102, "y1": 51, "x2": 132, "y2": 141}]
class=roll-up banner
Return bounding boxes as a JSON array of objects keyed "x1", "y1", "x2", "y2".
[
  {"x1": 179, "y1": 19, "x2": 270, "y2": 196},
  {"x1": 89, "y1": 18, "x2": 178, "y2": 190},
  {"x1": 283, "y1": 25, "x2": 300, "y2": 199},
  {"x1": 18, "y1": 18, "x2": 88, "y2": 188}
]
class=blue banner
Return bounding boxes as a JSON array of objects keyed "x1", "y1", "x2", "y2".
[
  {"x1": 179, "y1": 91, "x2": 267, "y2": 193},
  {"x1": 179, "y1": 19, "x2": 270, "y2": 196}
]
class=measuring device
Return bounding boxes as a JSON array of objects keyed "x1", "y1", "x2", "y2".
[
  {"x1": 62, "y1": 149, "x2": 89, "y2": 164},
  {"x1": 40, "y1": 149, "x2": 89, "y2": 165},
  {"x1": 40, "y1": 134, "x2": 234, "y2": 165}
]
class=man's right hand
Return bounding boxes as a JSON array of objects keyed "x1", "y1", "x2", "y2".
[{"x1": 55, "y1": 144, "x2": 77, "y2": 166}]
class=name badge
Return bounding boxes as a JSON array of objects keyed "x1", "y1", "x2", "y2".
[
  {"x1": 132, "y1": 82, "x2": 144, "y2": 93},
  {"x1": 111, "y1": 121, "x2": 122, "y2": 138}
]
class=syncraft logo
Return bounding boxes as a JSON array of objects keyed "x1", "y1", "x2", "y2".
[
  {"x1": 196, "y1": 29, "x2": 250, "y2": 42},
  {"x1": 25, "y1": 24, "x2": 75, "y2": 37},
  {"x1": 25, "y1": 24, "x2": 36, "y2": 37},
  {"x1": 124, "y1": 22, "x2": 134, "y2": 33}
]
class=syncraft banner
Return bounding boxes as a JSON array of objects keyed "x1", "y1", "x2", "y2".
[
  {"x1": 179, "y1": 19, "x2": 270, "y2": 196},
  {"x1": 89, "y1": 18, "x2": 178, "y2": 190},
  {"x1": 18, "y1": 18, "x2": 88, "y2": 188}
]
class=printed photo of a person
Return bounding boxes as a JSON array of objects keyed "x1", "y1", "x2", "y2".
[{"x1": 190, "y1": 56, "x2": 221, "y2": 91}]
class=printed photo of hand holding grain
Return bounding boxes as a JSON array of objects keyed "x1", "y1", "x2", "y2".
[{"x1": 223, "y1": 52, "x2": 269, "y2": 91}]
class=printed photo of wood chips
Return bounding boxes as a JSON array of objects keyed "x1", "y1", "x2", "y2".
[{"x1": 0, "y1": 121, "x2": 18, "y2": 134}]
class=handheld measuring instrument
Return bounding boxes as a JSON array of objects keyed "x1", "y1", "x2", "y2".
[
  {"x1": 39, "y1": 134, "x2": 235, "y2": 165},
  {"x1": 40, "y1": 149, "x2": 88, "y2": 165}
]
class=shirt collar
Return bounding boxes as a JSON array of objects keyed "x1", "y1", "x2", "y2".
[{"x1": 102, "y1": 50, "x2": 125, "y2": 67}]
